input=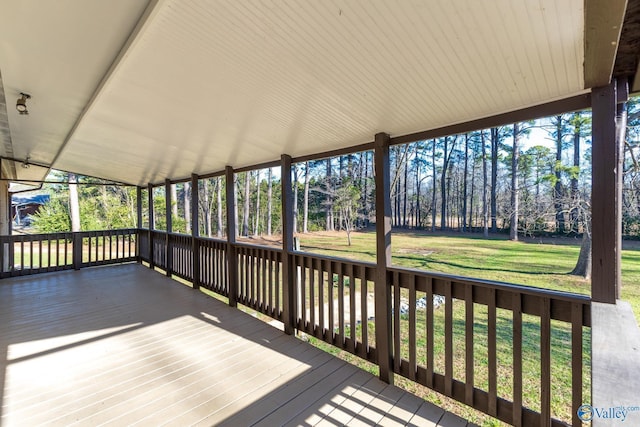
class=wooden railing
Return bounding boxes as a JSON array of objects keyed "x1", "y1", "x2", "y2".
[
  {"x1": 80, "y1": 229, "x2": 137, "y2": 267},
  {"x1": 0, "y1": 229, "x2": 137, "y2": 277},
  {"x1": 2, "y1": 228, "x2": 591, "y2": 425},
  {"x1": 236, "y1": 243, "x2": 283, "y2": 320},
  {"x1": 293, "y1": 252, "x2": 377, "y2": 363},
  {"x1": 388, "y1": 267, "x2": 590, "y2": 427},
  {"x1": 196, "y1": 237, "x2": 228, "y2": 296}
]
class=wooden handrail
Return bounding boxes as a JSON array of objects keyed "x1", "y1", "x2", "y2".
[{"x1": 2, "y1": 228, "x2": 591, "y2": 425}]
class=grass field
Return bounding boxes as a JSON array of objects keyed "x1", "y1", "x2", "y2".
[
  {"x1": 295, "y1": 229, "x2": 639, "y2": 426},
  {"x1": 298, "y1": 229, "x2": 640, "y2": 322}
]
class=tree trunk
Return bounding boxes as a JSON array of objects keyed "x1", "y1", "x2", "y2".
[
  {"x1": 216, "y1": 177, "x2": 222, "y2": 238},
  {"x1": 170, "y1": 184, "x2": 178, "y2": 219},
  {"x1": 462, "y1": 133, "x2": 469, "y2": 232},
  {"x1": 184, "y1": 182, "x2": 191, "y2": 234},
  {"x1": 470, "y1": 140, "x2": 477, "y2": 231},
  {"x1": 362, "y1": 153, "x2": 369, "y2": 227},
  {"x1": 68, "y1": 173, "x2": 81, "y2": 232},
  {"x1": 490, "y1": 128, "x2": 498, "y2": 233},
  {"x1": 254, "y1": 170, "x2": 260, "y2": 236},
  {"x1": 325, "y1": 159, "x2": 333, "y2": 231},
  {"x1": 482, "y1": 131, "x2": 489, "y2": 237},
  {"x1": 554, "y1": 115, "x2": 566, "y2": 233},
  {"x1": 403, "y1": 147, "x2": 409, "y2": 227},
  {"x1": 293, "y1": 165, "x2": 298, "y2": 234},
  {"x1": 242, "y1": 173, "x2": 250, "y2": 236},
  {"x1": 510, "y1": 123, "x2": 519, "y2": 241},
  {"x1": 431, "y1": 139, "x2": 437, "y2": 231},
  {"x1": 303, "y1": 162, "x2": 310, "y2": 233},
  {"x1": 571, "y1": 232, "x2": 592, "y2": 278},
  {"x1": 267, "y1": 168, "x2": 273, "y2": 236},
  {"x1": 440, "y1": 137, "x2": 448, "y2": 230},
  {"x1": 202, "y1": 179, "x2": 211, "y2": 237},
  {"x1": 233, "y1": 176, "x2": 239, "y2": 237},
  {"x1": 571, "y1": 113, "x2": 581, "y2": 232}
]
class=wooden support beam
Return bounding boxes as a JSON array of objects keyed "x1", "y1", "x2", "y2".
[
  {"x1": 592, "y1": 82, "x2": 620, "y2": 303},
  {"x1": 148, "y1": 183, "x2": 154, "y2": 269},
  {"x1": 281, "y1": 154, "x2": 296, "y2": 335},
  {"x1": 136, "y1": 186, "x2": 143, "y2": 229},
  {"x1": 165, "y1": 179, "x2": 172, "y2": 277},
  {"x1": 191, "y1": 173, "x2": 200, "y2": 290},
  {"x1": 136, "y1": 186, "x2": 143, "y2": 263},
  {"x1": 584, "y1": 0, "x2": 627, "y2": 89},
  {"x1": 225, "y1": 166, "x2": 237, "y2": 307},
  {"x1": 374, "y1": 132, "x2": 394, "y2": 384}
]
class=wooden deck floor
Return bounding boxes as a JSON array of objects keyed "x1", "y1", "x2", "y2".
[{"x1": 0, "y1": 263, "x2": 472, "y2": 426}]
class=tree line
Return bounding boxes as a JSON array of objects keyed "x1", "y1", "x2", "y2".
[{"x1": 30, "y1": 98, "x2": 640, "y2": 251}]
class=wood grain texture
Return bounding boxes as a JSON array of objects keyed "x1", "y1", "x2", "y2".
[{"x1": 0, "y1": 264, "x2": 470, "y2": 426}]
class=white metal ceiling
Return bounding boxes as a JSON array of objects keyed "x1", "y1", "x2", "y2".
[{"x1": 1, "y1": 0, "x2": 589, "y2": 186}]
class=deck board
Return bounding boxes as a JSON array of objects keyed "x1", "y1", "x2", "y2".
[{"x1": 0, "y1": 263, "x2": 470, "y2": 426}]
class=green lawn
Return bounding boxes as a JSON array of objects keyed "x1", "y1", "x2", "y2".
[
  {"x1": 298, "y1": 229, "x2": 640, "y2": 322},
  {"x1": 298, "y1": 229, "x2": 638, "y2": 426}
]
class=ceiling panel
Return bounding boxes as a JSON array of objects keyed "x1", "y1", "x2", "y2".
[
  {"x1": 4, "y1": 0, "x2": 586, "y2": 186},
  {"x1": 0, "y1": 0, "x2": 151, "y2": 182}
]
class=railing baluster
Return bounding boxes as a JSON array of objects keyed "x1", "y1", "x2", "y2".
[
  {"x1": 571, "y1": 302, "x2": 583, "y2": 427},
  {"x1": 360, "y1": 265, "x2": 368, "y2": 358},
  {"x1": 309, "y1": 256, "x2": 315, "y2": 334},
  {"x1": 445, "y1": 280, "x2": 453, "y2": 396},
  {"x1": 262, "y1": 249, "x2": 267, "y2": 312},
  {"x1": 20, "y1": 237, "x2": 25, "y2": 274},
  {"x1": 426, "y1": 276, "x2": 434, "y2": 388},
  {"x1": 268, "y1": 250, "x2": 274, "y2": 317},
  {"x1": 409, "y1": 274, "x2": 417, "y2": 381},
  {"x1": 300, "y1": 255, "x2": 306, "y2": 329},
  {"x1": 465, "y1": 283, "x2": 474, "y2": 407},
  {"x1": 319, "y1": 259, "x2": 325, "y2": 339},
  {"x1": 541, "y1": 297, "x2": 551, "y2": 427},
  {"x1": 513, "y1": 293, "x2": 523, "y2": 427},
  {"x1": 349, "y1": 265, "x2": 356, "y2": 354},
  {"x1": 275, "y1": 253, "x2": 280, "y2": 318},
  {"x1": 328, "y1": 261, "x2": 335, "y2": 343},
  {"x1": 338, "y1": 262, "x2": 345, "y2": 347},
  {"x1": 488, "y1": 287, "x2": 497, "y2": 416},
  {"x1": 393, "y1": 271, "x2": 401, "y2": 373}
]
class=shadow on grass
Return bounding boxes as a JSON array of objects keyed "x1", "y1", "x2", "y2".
[{"x1": 391, "y1": 254, "x2": 571, "y2": 277}]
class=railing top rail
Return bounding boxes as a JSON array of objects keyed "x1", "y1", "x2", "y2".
[
  {"x1": 292, "y1": 250, "x2": 377, "y2": 271},
  {"x1": 387, "y1": 265, "x2": 591, "y2": 304},
  {"x1": 233, "y1": 241, "x2": 283, "y2": 252}
]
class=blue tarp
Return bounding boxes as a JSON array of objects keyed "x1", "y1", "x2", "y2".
[{"x1": 12, "y1": 194, "x2": 50, "y2": 206}]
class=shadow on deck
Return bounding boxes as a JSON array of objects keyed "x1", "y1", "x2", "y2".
[{"x1": 0, "y1": 263, "x2": 472, "y2": 426}]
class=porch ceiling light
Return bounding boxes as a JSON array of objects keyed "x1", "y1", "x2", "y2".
[{"x1": 16, "y1": 93, "x2": 30, "y2": 115}]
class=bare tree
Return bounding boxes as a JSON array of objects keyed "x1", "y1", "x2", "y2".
[
  {"x1": 68, "y1": 173, "x2": 81, "y2": 232},
  {"x1": 482, "y1": 130, "x2": 489, "y2": 237},
  {"x1": 510, "y1": 123, "x2": 520, "y2": 241},
  {"x1": 267, "y1": 168, "x2": 273, "y2": 236}
]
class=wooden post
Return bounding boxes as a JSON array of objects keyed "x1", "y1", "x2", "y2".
[
  {"x1": 136, "y1": 186, "x2": 143, "y2": 262},
  {"x1": 281, "y1": 154, "x2": 295, "y2": 335},
  {"x1": 591, "y1": 81, "x2": 619, "y2": 303},
  {"x1": 136, "y1": 186, "x2": 143, "y2": 229},
  {"x1": 191, "y1": 173, "x2": 200, "y2": 289},
  {"x1": 226, "y1": 166, "x2": 238, "y2": 307},
  {"x1": 148, "y1": 183, "x2": 155, "y2": 269},
  {"x1": 72, "y1": 232, "x2": 83, "y2": 270},
  {"x1": 615, "y1": 79, "x2": 628, "y2": 298},
  {"x1": 374, "y1": 132, "x2": 394, "y2": 384},
  {"x1": 165, "y1": 179, "x2": 172, "y2": 277}
]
